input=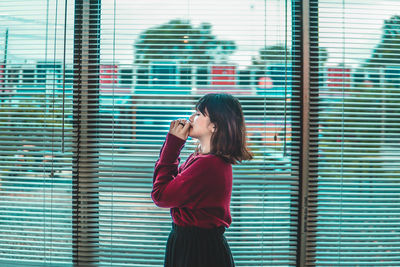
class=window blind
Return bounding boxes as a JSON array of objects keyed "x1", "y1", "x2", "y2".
[
  {"x1": 5, "y1": 0, "x2": 398, "y2": 266},
  {"x1": 96, "y1": 0, "x2": 299, "y2": 266},
  {"x1": 308, "y1": 0, "x2": 400, "y2": 265},
  {"x1": 0, "y1": 0, "x2": 74, "y2": 265},
  {"x1": 0, "y1": 0, "x2": 301, "y2": 266}
]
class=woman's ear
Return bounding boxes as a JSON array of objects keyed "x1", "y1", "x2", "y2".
[{"x1": 208, "y1": 122, "x2": 216, "y2": 133}]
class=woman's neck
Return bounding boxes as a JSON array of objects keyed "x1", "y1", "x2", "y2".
[{"x1": 198, "y1": 137, "x2": 211, "y2": 154}]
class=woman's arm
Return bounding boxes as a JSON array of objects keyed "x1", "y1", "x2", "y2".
[
  {"x1": 153, "y1": 119, "x2": 190, "y2": 177},
  {"x1": 152, "y1": 133, "x2": 223, "y2": 209},
  {"x1": 152, "y1": 154, "x2": 218, "y2": 209},
  {"x1": 153, "y1": 132, "x2": 185, "y2": 181}
]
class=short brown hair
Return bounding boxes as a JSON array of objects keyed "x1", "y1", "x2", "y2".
[{"x1": 194, "y1": 93, "x2": 253, "y2": 164}]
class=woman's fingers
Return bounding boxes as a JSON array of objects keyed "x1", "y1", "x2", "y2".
[
  {"x1": 182, "y1": 120, "x2": 191, "y2": 130},
  {"x1": 168, "y1": 119, "x2": 190, "y2": 140}
]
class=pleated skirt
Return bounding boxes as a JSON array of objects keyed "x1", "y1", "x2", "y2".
[{"x1": 164, "y1": 223, "x2": 235, "y2": 267}]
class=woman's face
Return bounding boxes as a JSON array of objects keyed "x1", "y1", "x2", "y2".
[{"x1": 188, "y1": 108, "x2": 215, "y2": 140}]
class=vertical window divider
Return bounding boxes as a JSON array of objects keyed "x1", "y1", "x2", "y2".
[
  {"x1": 72, "y1": 0, "x2": 101, "y2": 265},
  {"x1": 294, "y1": 0, "x2": 318, "y2": 266},
  {"x1": 307, "y1": 0, "x2": 319, "y2": 265},
  {"x1": 298, "y1": 0, "x2": 310, "y2": 261}
]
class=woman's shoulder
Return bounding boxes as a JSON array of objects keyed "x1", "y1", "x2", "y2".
[
  {"x1": 193, "y1": 151, "x2": 216, "y2": 159},
  {"x1": 192, "y1": 152, "x2": 231, "y2": 166}
]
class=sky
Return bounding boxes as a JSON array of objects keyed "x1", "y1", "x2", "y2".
[{"x1": 0, "y1": 0, "x2": 398, "y2": 69}]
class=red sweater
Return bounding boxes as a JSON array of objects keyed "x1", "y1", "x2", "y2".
[{"x1": 151, "y1": 133, "x2": 233, "y2": 229}]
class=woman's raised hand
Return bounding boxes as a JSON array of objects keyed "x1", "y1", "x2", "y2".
[{"x1": 169, "y1": 119, "x2": 191, "y2": 141}]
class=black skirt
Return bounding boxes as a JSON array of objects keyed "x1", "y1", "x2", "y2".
[{"x1": 164, "y1": 223, "x2": 235, "y2": 267}]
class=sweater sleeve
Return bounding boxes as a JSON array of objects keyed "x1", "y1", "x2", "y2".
[
  {"x1": 152, "y1": 155, "x2": 218, "y2": 208},
  {"x1": 158, "y1": 132, "x2": 186, "y2": 164},
  {"x1": 152, "y1": 133, "x2": 219, "y2": 209}
]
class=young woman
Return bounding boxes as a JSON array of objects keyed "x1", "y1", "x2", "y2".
[{"x1": 151, "y1": 93, "x2": 253, "y2": 267}]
